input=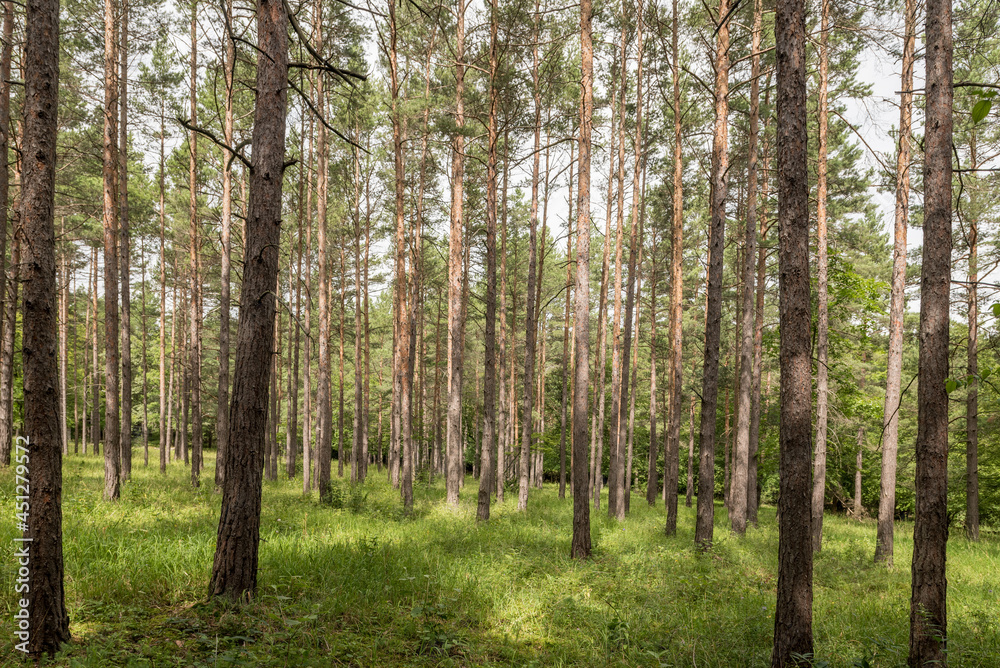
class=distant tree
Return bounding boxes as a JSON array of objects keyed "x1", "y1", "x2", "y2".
[{"x1": 695, "y1": 0, "x2": 730, "y2": 550}]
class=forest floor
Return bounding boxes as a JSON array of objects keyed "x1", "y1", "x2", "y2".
[{"x1": 2, "y1": 450, "x2": 999, "y2": 667}]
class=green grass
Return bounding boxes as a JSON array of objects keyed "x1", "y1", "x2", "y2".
[{"x1": 2, "y1": 450, "x2": 999, "y2": 667}]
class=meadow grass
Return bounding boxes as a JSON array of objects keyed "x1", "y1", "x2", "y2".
[{"x1": 2, "y1": 450, "x2": 998, "y2": 667}]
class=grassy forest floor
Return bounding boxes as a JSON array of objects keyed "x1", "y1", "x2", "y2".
[{"x1": 2, "y1": 451, "x2": 999, "y2": 667}]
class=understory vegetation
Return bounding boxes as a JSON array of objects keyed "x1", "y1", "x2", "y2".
[{"x1": 2, "y1": 452, "x2": 998, "y2": 667}]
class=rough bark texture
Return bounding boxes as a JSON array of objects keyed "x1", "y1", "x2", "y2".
[
  {"x1": 208, "y1": 0, "x2": 287, "y2": 600},
  {"x1": 666, "y1": 0, "x2": 684, "y2": 528},
  {"x1": 771, "y1": 0, "x2": 813, "y2": 662},
  {"x1": 518, "y1": 3, "x2": 542, "y2": 514},
  {"x1": 315, "y1": 10, "x2": 332, "y2": 501},
  {"x1": 158, "y1": 105, "x2": 167, "y2": 474},
  {"x1": 811, "y1": 0, "x2": 830, "y2": 553},
  {"x1": 21, "y1": 0, "x2": 72, "y2": 650},
  {"x1": 0, "y1": 0, "x2": 12, "y2": 467},
  {"x1": 647, "y1": 231, "x2": 658, "y2": 507},
  {"x1": 731, "y1": 0, "x2": 761, "y2": 537},
  {"x1": 571, "y1": 0, "x2": 593, "y2": 559},
  {"x1": 119, "y1": 0, "x2": 132, "y2": 481},
  {"x1": 875, "y1": 0, "x2": 914, "y2": 568},
  {"x1": 749, "y1": 101, "x2": 770, "y2": 527},
  {"x1": 102, "y1": 0, "x2": 121, "y2": 501},
  {"x1": 966, "y1": 215, "x2": 979, "y2": 541},
  {"x1": 446, "y1": 0, "x2": 466, "y2": 507},
  {"x1": 388, "y1": 0, "x2": 413, "y2": 512},
  {"x1": 909, "y1": 0, "x2": 951, "y2": 662},
  {"x1": 695, "y1": 0, "x2": 729, "y2": 550},
  {"x1": 216, "y1": 0, "x2": 235, "y2": 488},
  {"x1": 477, "y1": 0, "x2": 500, "y2": 522}
]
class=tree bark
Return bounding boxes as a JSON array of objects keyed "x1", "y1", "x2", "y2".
[
  {"x1": 749, "y1": 82, "x2": 771, "y2": 527},
  {"x1": 909, "y1": 0, "x2": 951, "y2": 662},
  {"x1": 119, "y1": 0, "x2": 132, "y2": 481},
  {"x1": 216, "y1": 0, "x2": 235, "y2": 488},
  {"x1": 571, "y1": 0, "x2": 594, "y2": 559},
  {"x1": 477, "y1": 0, "x2": 500, "y2": 521},
  {"x1": 517, "y1": 1, "x2": 543, "y2": 513},
  {"x1": 158, "y1": 101, "x2": 167, "y2": 474},
  {"x1": 559, "y1": 154, "x2": 573, "y2": 500},
  {"x1": 731, "y1": 0, "x2": 762, "y2": 536},
  {"x1": 446, "y1": 0, "x2": 466, "y2": 507},
  {"x1": 188, "y1": 0, "x2": 203, "y2": 489},
  {"x1": 771, "y1": 0, "x2": 814, "y2": 661},
  {"x1": 811, "y1": 0, "x2": 830, "y2": 553},
  {"x1": 666, "y1": 0, "x2": 684, "y2": 529},
  {"x1": 388, "y1": 0, "x2": 413, "y2": 512},
  {"x1": 315, "y1": 7, "x2": 332, "y2": 501},
  {"x1": 647, "y1": 225, "x2": 658, "y2": 506},
  {"x1": 103, "y1": 0, "x2": 121, "y2": 500},
  {"x1": 0, "y1": 0, "x2": 10, "y2": 466},
  {"x1": 694, "y1": 0, "x2": 729, "y2": 549},
  {"x1": 209, "y1": 0, "x2": 287, "y2": 600},
  {"x1": 966, "y1": 176, "x2": 979, "y2": 542},
  {"x1": 21, "y1": 0, "x2": 71, "y2": 649},
  {"x1": 875, "y1": 0, "x2": 914, "y2": 567}
]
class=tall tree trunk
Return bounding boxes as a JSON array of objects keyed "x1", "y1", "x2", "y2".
[
  {"x1": 875, "y1": 0, "x2": 914, "y2": 566},
  {"x1": 167, "y1": 261, "x2": 178, "y2": 462},
  {"x1": 446, "y1": 0, "x2": 466, "y2": 507},
  {"x1": 0, "y1": 212, "x2": 15, "y2": 467},
  {"x1": 571, "y1": 0, "x2": 594, "y2": 559},
  {"x1": 338, "y1": 241, "x2": 346, "y2": 478},
  {"x1": 287, "y1": 123, "x2": 305, "y2": 480},
  {"x1": 607, "y1": 27, "x2": 627, "y2": 518},
  {"x1": 158, "y1": 102, "x2": 167, "y2": 474},
  {"x1": 216, "y1": 0, "x2": 235, "y2": 488},
  {"x1": 685, "y1": 393, "x2": 695, "y2": 507},
  {"x1": 771, "y1": 0, "x2": 814, "y2": 661},
  {"x1": 477, "y1": 0, "x2": 500, "y2": 521},
  {"x1": 303, "y1": 118, "x2": 314, "y2": 494},
  {"x1": 21, "y1": 0, "x2": 71, "y2": 648},
  {"x1": 909, "y1": 0, "x2": 951, "y2": 662},
  {"x1": 388, "y1": 0, "x2": 413, "y2": 512},
  {"x1": 646, "y1": 235, "x2": 658, "y2": 506},
  {"x1": 496, "y1": 165, "x2": 508, "y2": 501},
  {"x1": 362, "y1": 149, "x2": 371, "y2": 480},
  {"x1": 517, "y1": 1, "x2": 543, "y2": 513},
  {"x1": 103, "y1": 0, "x2": 121, "y2": 500},
  {"x1": 966, "y1": 152, "x2": 979, "y2": 542},
  {"x1": 558, "y1": 151, "x2": 573, "y2": 500},
  {"x1": 92, "y1": 247, "x2": 100, "y2": 456},
  {"x1": 665, "y1": 0, "x2": 684, "y2": 528},
  {"x1": 695, "y1": 0, "x2": 729, "y2": 549},
  {"x1": 749, "y1": 82, "x2": 771, "y2": 527},
  {"x1": 315, "y1": 23, "x2": 332, "y2": 500},
  {"x1": 616, "y1": 6, "x2": 643, "y2": 519},
  {"x1": 811, "y1": 0, "x2": 830, "y2": 553},
  {"x1": 119, "y1": 0, "x2": 132, "y2": 481},
  {"x1": 188, "y1": 0, "x2": 203, "y2": 488},
  {"x1": 591, "y1": 78, "x2": 616, "y2": 510},
  {"x1": 732, "y1": 0, "x2": 762, "y2": 536},
  {"x1": 208, "y1": 0, "x2": 288, "y2": 600},
  {"x1": 0, "y1": 0, "x2": 10, "y2": 466},
  {"x1": 352, "y1": 135, "x2": 364, "y2": 483},
  {"x1": 140, "y1": 236, "x2": 148, "y2": 465}
]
